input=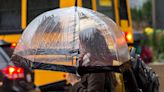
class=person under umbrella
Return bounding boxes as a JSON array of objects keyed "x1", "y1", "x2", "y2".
[{"x1": 67, "y1": 26, "x2": 117, "y2": 92}]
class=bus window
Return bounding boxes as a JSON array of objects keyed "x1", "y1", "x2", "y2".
[
  {"x1": 27, "y1": 0, "x2": 59, "y2": 24},
  {"x1": 118, "y1": 0, "x2": 128, "y2": 24},
  {"x1": 96, "y1": 0, "x2": 115, "y2": 20},
  {"x1": 82, "y1": 0, "x2": 92, "y2": 9},
  {"x1": 0, "y1": 0, "x2": 21, "y2": 34}
]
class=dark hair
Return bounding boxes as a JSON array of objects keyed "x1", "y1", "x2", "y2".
[{"x1": 79, "y1": 27, "x2": 113, "y2": 63}]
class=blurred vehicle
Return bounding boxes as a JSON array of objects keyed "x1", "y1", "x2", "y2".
[
  {"x1": 0, "y1": 40, "x2": 10, "y2": 91},
  {"x1": 0, "y1": 0, "x2": 133, "y2": 89},
  {"x1": 0, "y1": 40, "x2": 35, "y2": 92}
]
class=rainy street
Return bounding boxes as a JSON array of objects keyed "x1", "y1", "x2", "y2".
[{"x1": 0, "y1": 0, "x2": 164, "y2": 92}]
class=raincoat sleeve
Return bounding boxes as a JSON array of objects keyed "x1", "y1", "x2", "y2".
[
  {"x1": 11, "y1": 55, "x2": 43, "y2": 69},
  {"x1": 11, "y1": 55, "x2": 32, "y2": 70},
  {"x1": 70, "y1": 73, "x2": 105, "y2": 92}
]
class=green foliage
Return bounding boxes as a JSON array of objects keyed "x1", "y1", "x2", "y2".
[
  {"x1": 131, "y1": 0, "x2": 152, "y2": 26},
  {"x1": 159, "y1": 31, "x2": 164, "y2": 52},
  {"x1": 152, "y1": 30, "x2": 164, "y2": 61},
  {"x1": 131, "y1": 9, "x2": 142, "y2": 22},
  {"x1": 141, "y1": 0, "x2": 152, "y2": 25},
  {"x1": 159, "y1": 53, "x2": 164, "y2": 60},
  {"x1": 143, "y1": 32, "x2": 153, "y2": 46}
]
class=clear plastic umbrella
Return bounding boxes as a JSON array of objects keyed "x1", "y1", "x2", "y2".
[{"x1": 13, "y1": 7, "x2": 129, "y2": 68}]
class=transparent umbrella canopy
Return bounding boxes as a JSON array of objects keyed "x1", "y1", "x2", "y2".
[{"x1": 13, "y1": 7, "x2": 129, "y2": 67}]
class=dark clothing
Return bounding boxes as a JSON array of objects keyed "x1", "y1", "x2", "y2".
[
  {"x1": 70, "y1": 73, "x2": 116, "y2": 92},
  {"x1": 11, "y1": 55, "x2": 33, "y2": 71}
]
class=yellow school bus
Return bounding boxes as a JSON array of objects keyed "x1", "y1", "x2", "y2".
[
  {"x1": 0, "y1": 0, "x2": 133, "y2": 44},
  {"x1": 0, "y1": 0, "x2": 133, "y2": 90}
]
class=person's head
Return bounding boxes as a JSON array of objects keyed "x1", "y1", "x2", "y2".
[{"x1": 79, "y1": 26, "x2": 113, "y2": 64}]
